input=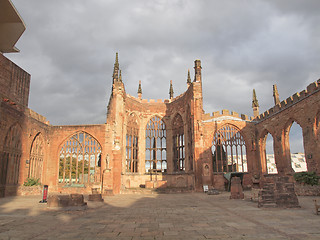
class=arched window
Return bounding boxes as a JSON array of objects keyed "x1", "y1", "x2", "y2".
[
  {"x1": 212, "y1": 124, "x2": 247, "y2": 172},
  {"x1": 29, "y1": 133, "x2": 44, "y2": 180},
  {"x1": 145, "y1": 116, "x2": 167, "y2": 173},
  {"x1": 126, "y1": 113, "x2": 139, "y2": 173},
  {"x1": 1, "y1": 124, "x2": 22, "y2": 185},
  {"x1": 288, "y1": 122, "x2": 307, "y2": 172},
  {"x1": 172, "y1": 114, "x2": 185, "y2": 171},
  {"x1": 260, "y1": 131, "x2": 277, "y2": 174},
  {"x1": 59, "y1": 132, "x2": 101, "y2": 184}
]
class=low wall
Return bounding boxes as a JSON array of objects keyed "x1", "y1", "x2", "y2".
[{"x1": 295, "y1": 183, "x2": 320, "y2": 196}]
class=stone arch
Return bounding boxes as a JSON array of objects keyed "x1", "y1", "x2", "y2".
[
  {"x1": 259, "y1": 129, "x2": 277, "y2": 174},
  {"x1": 126, "y1": 112, "x2": 139, "y2": 173},
  {"x1": 145, "y1": 115, "x2": 167, "y2": 173},
  {"x1": 29, "y1": 132, "x2": 44, "y2": 181},
  {"x1": 0, "y1": 123, "x2": 22, "y2": 187},
  {"x1": 58, "y1": 131, "x2": 102, "y2": 184},
  {"x1": 212, "y1": 124, "x2": 247, "y2": 172},
  {"x1": 172, "y1": 113, "x2": 185, "y2": 171},
  {"x1": 283, "y1": 119, "x2": 307, "y2": 172}
]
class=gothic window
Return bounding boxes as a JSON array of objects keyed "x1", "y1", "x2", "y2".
[
  {"x1": 0, "y1": 124, "x2": 22, "y2": 185},
  {"x1": 172, "y1": 114, "x2": 185, "y2": 171},
  {"x1": 29, "y1": 133, "x2": 44, "y2": 180},
  {"x1": 126, "y1": 114, "x2": 139, "y2": 173},
  {"x1": 212, "y1": 124, "x2": 247, "y2": 173},
  {"x1": 145, "y1": 116, "x2": 167, "y2": 173},
  {"x1": 59, "y1": 132, "x2": 101, "y2": 184}
]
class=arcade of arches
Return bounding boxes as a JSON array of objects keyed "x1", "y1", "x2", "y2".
[{"x1": 1, "y1": 51, "x2": 320, "y2": 196}]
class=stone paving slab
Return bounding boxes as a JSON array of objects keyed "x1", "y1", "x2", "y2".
[{"x1": 0, "y1": 192, "x2": 319, "y2": 239}]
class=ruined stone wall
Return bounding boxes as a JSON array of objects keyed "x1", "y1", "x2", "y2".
[
  {"x1": 46, "y1": 124, "x2": 107, "y2": 194},
  {"x1": 0, "y1": 54, "x2": 31, "y2": 196},
  {"x1": 120, "y1": 85, "x2": 196, "y2": 190},
  {"x1": 198, "y1": 110, "x2": 256, "y2": 190},
  {"x1": 0, "y1": 54, "x2": 30, "y2": 108},
  {"x1": 254, "y1": 80, "x2": 320, "y2": 175}
]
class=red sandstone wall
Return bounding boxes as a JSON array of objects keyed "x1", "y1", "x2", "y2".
[{"x1": 254, "y1": 80, "x2": 320, "y2": 175}]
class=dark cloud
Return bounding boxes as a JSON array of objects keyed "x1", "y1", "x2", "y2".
[{"x1": 6, "y1": 0, "x2": 320, "y2": 148}]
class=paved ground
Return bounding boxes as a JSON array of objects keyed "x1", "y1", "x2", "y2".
[{"x1": 0, "y1": 192, "x2": 319, "y2": 240}]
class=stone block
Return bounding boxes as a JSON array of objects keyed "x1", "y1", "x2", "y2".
[
  {"x1": 88, "y1": 194, "x2": 104, "y2": 202},
  {"x1": 145, "y1": 181, "x2": 154, "y2": 189},
  {"x1": 230, "y1": 177, "x2": 244, "y2": 199}
]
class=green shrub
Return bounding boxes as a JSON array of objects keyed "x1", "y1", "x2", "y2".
[
  {"x1": 294, "y1": 172, "x2": 319, "y2": 186},
  {"x1": 23, "y1": 177, "x2": 40, "y2": 186}
]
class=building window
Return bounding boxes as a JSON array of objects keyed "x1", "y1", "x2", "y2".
[
  {"x1": 59, "y1": 132, "x2": 101, "y2": 184},
  {"x1": 126, "y1": 114, "x2": 139, "y2": 172},
  {"x1": 29, "y1": 133, "x2": 44, "y2": 181},
  {"x1": 0, "y1": 124, "x2": 22, "y2": 185},
  {"x1": 145, "y1": 116, "x2": 167, "y2": 173},
  {"x1": 172, "y1": 114, "x2": 185, "y2": 171},
  {"x1": 212, "y1": 124, "x2": 247, "y2": 172}
]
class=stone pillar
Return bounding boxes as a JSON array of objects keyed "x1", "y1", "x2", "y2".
[{"x1": 230, "y1": 177, "x2": 244, "y2": 199}]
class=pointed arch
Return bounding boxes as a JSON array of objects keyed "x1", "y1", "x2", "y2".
[
  {"x1": 58, "y1": 131, "x2": 102, "y2": 184},
  {"x1": 172, "y1": 113, "x2": 185, "y2": 171},
  {"x1": 259, "y1": 130, "x2": 277, "y2": 174},
  {"x1": 29, "y1": 133, "x2": 44, "y2": 181},
  {"x1": 212, "y1": 124, "x2": 247, "y2": 172},
  {"x1": 1, "y1": 123, "x2": 22, "y2": 185},
  {"x1": 145, "y1": 116, "x2": 167, "y2": 173},
  {"x1": 284, "y1": 119, "x2": 307, "y2": 172},
  {"x1": 126, "y1": 112, "x2": 139, "y2": 173}
]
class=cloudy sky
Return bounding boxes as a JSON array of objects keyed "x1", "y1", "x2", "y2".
[{"x1": 7, "y1": 0, "x2": 320, "y2": 152}]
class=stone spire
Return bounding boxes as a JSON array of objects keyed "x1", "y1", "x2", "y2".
[
  {"x1": 187, "y1": 69, "x2": 191, "y2": 86},
  {"x1": 273, "y1": 84, "x2": 280, "y2": 105},
  {"x1": 112, "y1": 52, "x2": 120, "y2": 82},
  {"x1": 137, "y1": 80, "x2": 142, "y2": 99},
  {"x1": 169, "y1": 80, "x2": 174, "y2": 100},
  {"x1": 194, "y1": 59, "x2": 202, "y2": 82},
  {"x1": 252, "y1": 89, "x2": 259, "y2": 118},
  {"x1": 119, "y1": 69, "x2": 122, "y2": 82}
]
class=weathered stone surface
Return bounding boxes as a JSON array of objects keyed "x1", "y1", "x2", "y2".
[
  {"x1": 258, "y1": 176, "x2": 300, "y2": 208},
  {"x1": 47, "y1": 194, "x2": 87, "y2": 208},
  {"x1": 230, "y1": 177, "x2": 244, "y2": 199},
  {"x1": 88, "y1": 194, "x2": 104, "y2": 202}
]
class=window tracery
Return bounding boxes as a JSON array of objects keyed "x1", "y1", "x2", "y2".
[
  {"x1": 126, "y1": 114, "x2": 139, "y2": 173},
  {"x1": 1, "y1": 124, "x2": 22, "y2": 185},
  {"x1": 145, "y1": 116, "x2": 167, "y2": 173},
  {"x1": 212, "y1": 124, "x2": 247, "y2": 172},
  {"x1": 29, "y1": 133, "x2": 44, "y2": 180},
  {"x1": 59, "y1": 132, "x2": 101, "y2": 184},
  {"x1": 172, "y1": 114, "x2": 185, "y2": 171}
]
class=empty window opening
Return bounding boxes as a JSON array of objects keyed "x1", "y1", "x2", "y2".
[
  {"x1": 212, "y1": 125, "x2": 247, "y2": 173},
  {"x1": 289, "y1": 122, "x2": 307, "y2": 172},
  {"x1": 264, "y1": 133, "x2": 277, "y2": 174}
]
